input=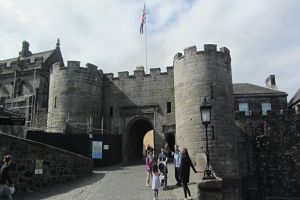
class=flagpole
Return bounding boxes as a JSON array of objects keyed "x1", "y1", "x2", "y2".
[
  {"x1": 144, "y1": 3, "x2": 148, "y2": 73},
  {"x1": 144, "y1": 13, "x2": 148, "y2": 73}
]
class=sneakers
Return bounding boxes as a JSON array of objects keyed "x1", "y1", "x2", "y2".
[{"x1": 188, "y1": 197, "x2": 192, "y2": 200}]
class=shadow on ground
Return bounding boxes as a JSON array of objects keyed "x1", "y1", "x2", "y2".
[
  {"x1": 13, "y1": 161, "x2": 143, "y2": 200},
  {"x1": 13, "y1": 172, "x2": 105, "y2": 200}
]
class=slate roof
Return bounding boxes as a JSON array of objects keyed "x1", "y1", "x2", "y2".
[
  {"x1": 0, "y1": 49, "x2": 55, "y2": 66},
  {"x1": 288, "y1": 88, "x2": 300, "y2": 107},
  {"x1": 233, "y1": 83, "x2": 287, "y2": 96}
]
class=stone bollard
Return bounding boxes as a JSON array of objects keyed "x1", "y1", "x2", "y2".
[{"x1": 197, "y1": 177, "x2": 223, "y2": 200}]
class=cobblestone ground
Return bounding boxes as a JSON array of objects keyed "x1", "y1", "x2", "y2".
[{"x1": 14, "y1": 161, "x2": 202, "y2": 200}]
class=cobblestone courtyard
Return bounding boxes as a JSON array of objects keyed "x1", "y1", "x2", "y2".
[{"x1": 14, "y1": 162, "x2": 201, "y2": 200}]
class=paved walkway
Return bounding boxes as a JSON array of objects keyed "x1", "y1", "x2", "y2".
[{"x1": 14, "y1": 161, "x2": 202, "y2": 200}]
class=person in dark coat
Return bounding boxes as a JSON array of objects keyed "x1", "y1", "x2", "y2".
[
  {"x1": 0, "y1": 155, "x2": 14, "y2": 200},
  {"x1": 179, "y1": 148, "x2": 198, "y2": 200}
]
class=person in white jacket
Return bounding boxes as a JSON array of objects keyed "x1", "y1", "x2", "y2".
[{"x1": 173, "y1": 145, "x2": 181, "y2": 186}]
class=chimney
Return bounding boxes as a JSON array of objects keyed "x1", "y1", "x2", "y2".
[
  {"x1": 265, "y1": 75, "x2": 277, "y2": 90},
  {"x1": 19, "y1": 40, "x2": 32, "y2": 58}
]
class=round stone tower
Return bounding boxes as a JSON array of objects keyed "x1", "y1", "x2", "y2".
[
  {"x1": 47, "y1": 61, "x2": 103, "y2": 133},
  {"x1": 173, "y1": 44, "x2": 239, "y2": 178}
]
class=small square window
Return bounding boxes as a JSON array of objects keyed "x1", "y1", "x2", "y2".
[
  {"x1": 261, "y1": 103, "x2": 271, "y2": 115},
  {"x1": 238, "y1": 103, "x2": 249, "y2": 116}
]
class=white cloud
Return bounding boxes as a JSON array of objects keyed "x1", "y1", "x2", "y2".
[{"x1": 0, "y1": 0, "x2": 299, "y2": 99}]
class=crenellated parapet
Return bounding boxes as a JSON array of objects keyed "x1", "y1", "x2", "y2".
[
  {"x1": 103, "y1": 66, "x2": 173, "y2": 81},
  {"x1": 173, "y1": 44, "x2": 231, "y2": 63},
  {"x1": 51, "y1": 60, "x2": 103, "y2": 83},
  {"x1": 47, "y1": 60, "x2": 103, "y2": 133},
  {"x1": 174, "y1": 44, "x2": 237, "y2": 178}
]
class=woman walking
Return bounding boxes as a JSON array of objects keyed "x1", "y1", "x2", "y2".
[
  {"x1": 0, "y1": 155, "x2": 14, "y2": 200},
  {"x1": 179, "y1": 148, "x2": 198, "y2": 200},
  {"x1": 145, "y1": 150, "x2": 153, "y2": 187}
]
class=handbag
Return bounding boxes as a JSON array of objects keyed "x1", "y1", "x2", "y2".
[{"x1": 9, "y1": 186, "x2": 15, "y2": 194}]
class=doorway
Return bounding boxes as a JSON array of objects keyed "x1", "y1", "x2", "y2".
[{"x1": 127, "y1": 117, "x2": 153, "y2": 160}]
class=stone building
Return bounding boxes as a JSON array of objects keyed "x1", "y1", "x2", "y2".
[
  {"x1": 0, "y1": 40, "x2": 63, "y2": 130},
  {"x1": 288, "y1": 88, "x2": 300, "y2": 114},
  {"x1": 0, "y1": 41, "x2": 288, "y2": 180}
]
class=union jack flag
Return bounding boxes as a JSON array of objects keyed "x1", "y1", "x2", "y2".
[{"x1": 140, "y1": 5, "x2": 146, "y2": 34}]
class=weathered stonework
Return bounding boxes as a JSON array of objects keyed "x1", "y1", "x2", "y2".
[
  {"x1": 1, "y1": 42, "x2": 292, "y2": 199},
  {"x1": 173, "y1": 45, "x2": 239, "y2": 178},
  {"x1": 0, "y1": 133, "x2": 93, "y2": 192},
  {"x1": 47, "y1": 61, "x2": 103, "y2": 133},
  {"x1": 102, "y1": 67, "x2": 175, "y2": 160},
  {"x1": 235, "y1": 111, "x2": 300, "y2": 199}
]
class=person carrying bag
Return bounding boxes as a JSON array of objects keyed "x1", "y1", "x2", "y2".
[{"x1": 0, "y1": 155, "x2": 14, "y2": 200}]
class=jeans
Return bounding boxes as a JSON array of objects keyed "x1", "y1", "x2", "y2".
[{"x1": 0, "y1": 184, "x2": 12, "y2": 200}]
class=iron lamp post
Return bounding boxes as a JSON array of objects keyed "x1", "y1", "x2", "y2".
[{"x1": 200, "y1": 96, "x2": 215, "y2": 179}]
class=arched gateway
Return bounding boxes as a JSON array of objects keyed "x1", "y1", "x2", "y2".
[{"x1": 126, "y1": 117, "x2": 153, "y2": 160}]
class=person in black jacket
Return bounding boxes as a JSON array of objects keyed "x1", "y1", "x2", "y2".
[
  {"x1": 179, "y1": 148, "x2": 198, "y2": 200},
  {"x1": 0, "y1": 155, "x2": 14, "y2": 200}
]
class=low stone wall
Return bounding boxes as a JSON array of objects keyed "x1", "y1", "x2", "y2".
[{"x1": 0, "y1": 133, "x2": 93, "y2": 192}]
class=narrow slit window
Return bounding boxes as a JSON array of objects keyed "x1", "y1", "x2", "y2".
[
  {"x1": 211, "y1": 85, "x2": 214, "y2": 99},
  {"x1": 54, "y1": 96, "x2": 57, "y2": 108},
  {"x1": 167, "y1": 102, "x2": 171, "y2": 113},
  {"x1": 110, "y1": 106, "x2": 113, "y2": 117}
]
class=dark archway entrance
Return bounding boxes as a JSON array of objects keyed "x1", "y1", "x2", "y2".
[
  {"x1": 166, "y1": 133, "x2": 175, "y2": 152},
  {"x1": 127, "y1": 118, "x2": 153, "y2": 160}
]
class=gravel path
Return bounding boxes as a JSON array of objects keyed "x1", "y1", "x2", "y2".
[{"x1": 14, "y1": 161, "x2": 201, "y2": 200}]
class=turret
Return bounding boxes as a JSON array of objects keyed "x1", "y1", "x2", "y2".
[{"x1": 173, "y1": 44, "x2": 239, "y2": 178}]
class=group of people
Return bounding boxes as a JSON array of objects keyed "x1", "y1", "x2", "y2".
[
  {"x1": 0, "y1": 155, "x2": 14, "y2": 200},
  {"x1": 145, "y1": 145, "x2": 198, "y2": 200}
]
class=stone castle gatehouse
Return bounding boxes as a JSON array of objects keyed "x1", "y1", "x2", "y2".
[{"x1": 0, "y1": 41, "x2": 287, "y2": 179}]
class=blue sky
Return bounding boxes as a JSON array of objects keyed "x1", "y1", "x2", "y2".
[{"x1": 0, "y1": 0, "x2": 299, "y2": 100}]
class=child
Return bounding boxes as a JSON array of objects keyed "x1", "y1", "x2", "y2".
[
  {"x1": 152, "y1": 162, "x2": 160, "y2": 200},
  {"x1": 158, "y1": 161, "x2": 167, "y2": 190}
]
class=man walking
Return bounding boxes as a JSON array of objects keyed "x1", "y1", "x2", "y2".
[{"x1": 173, "y1": 145, "x2": 181, "y2": 186}]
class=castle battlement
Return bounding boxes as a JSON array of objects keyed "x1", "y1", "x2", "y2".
[
  {"x1": 173, "y1": 44, "x2": 231, "y2": 62},
  {"x1": 51, "y1": 60, "x2": 103, "y2": 77},
  {"x1": 103, "y1": 66, "x2": 173, "y2": 81}
]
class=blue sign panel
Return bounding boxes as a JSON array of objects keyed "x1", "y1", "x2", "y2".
[{"x1": 92, "y1": 141, "x2": 103, "y2": 159}]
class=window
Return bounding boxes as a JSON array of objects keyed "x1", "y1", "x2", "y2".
[
  {"x1": 261, "y1": 103, "x2": 271, "y2": 115},
  {"x1": 109, "y1": 106, "x2": 113, "y2": 117},
  {"x1": 238, "y1": 103, "x2": 249, "y2": 116},
  {"x1": 167, "y1": 102, "x2": 171, "y2": 113},
  {"x1": 54, "y1": 96, "x2": 57, "y2": 108},
  {"x1": 296, "y1": 105, "x2": 300, "y2": 114}
]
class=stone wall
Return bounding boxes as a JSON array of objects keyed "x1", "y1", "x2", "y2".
[
  {"x1": 234, "y1": 94, "x2": 287, "y2": 115},
  {"x1": 103, "y1": 67, "x2": 175, "y2": 160},
  {"x1": 0, "y1": 133, "x2": 93, "y2": 192},
  {"x1": 235, "y1": 111, "x2": 300, "y2": 199},
  {"x1": 254, "y1": 112, "x2": 300, "y2": 199}
]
